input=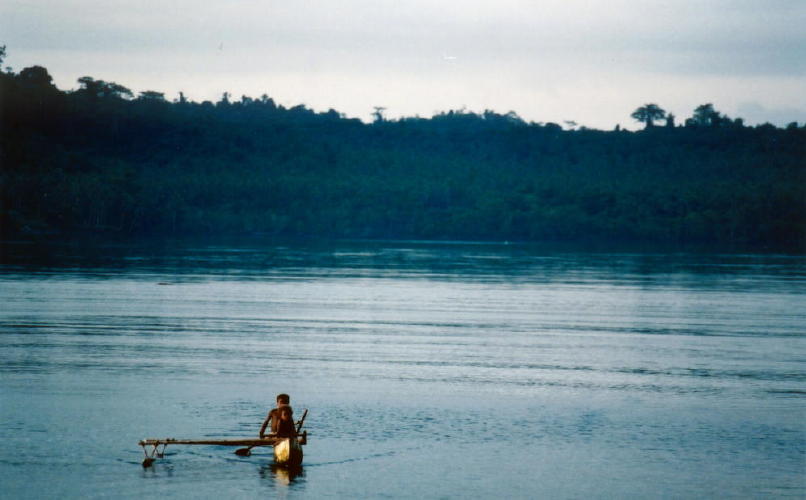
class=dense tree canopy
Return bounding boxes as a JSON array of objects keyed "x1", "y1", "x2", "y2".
[
  {"x1": 631, "y1": 104, "x2": 666, "y2": 128},
  {"x1": 1, "y1": 54, "x2": 804, "y2": 250}
]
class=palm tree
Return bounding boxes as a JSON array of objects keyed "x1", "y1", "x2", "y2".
[{"x1": 631, "y1": 104, "x2": 666, "y2": 128}]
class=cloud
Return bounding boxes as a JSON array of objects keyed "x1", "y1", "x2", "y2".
[
  {"x1": 5, "y1": 0, "x2": 805, "y2": 74},
  {"x1": 2, "y1": 0, "x2": 804, "y2": 127}
]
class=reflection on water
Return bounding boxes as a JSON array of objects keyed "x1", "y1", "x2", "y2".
[
  {"x1": 260, "y1": 463, "x2": 305, "y2": 487},
  {"x1": 0, "y1": 240, "x2": 803, "y2": 498}
]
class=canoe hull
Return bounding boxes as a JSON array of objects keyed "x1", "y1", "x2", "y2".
[{"x1": 273, "y1": 437, "x2": 303, "y2": 466}]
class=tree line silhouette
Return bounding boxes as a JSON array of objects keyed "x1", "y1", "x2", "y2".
[{"x1": 1, "y1": 47, "x2": 804, "y2": 250}]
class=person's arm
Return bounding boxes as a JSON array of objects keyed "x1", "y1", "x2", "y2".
[{"x1": 259, "y1": 412, "x2": 271, "y2": 438}]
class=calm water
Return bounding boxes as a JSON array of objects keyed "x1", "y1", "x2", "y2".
[{"x1": 0, "y1": 241, "x2": 804, "y2": 499}]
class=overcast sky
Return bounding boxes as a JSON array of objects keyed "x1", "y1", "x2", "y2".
[{"x1": 3, "y1": 0, "x2": 805, "y2": 128}]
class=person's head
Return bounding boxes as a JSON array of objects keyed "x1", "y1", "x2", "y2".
[
  {"x1": 276, "y1": 393, "x2": 290, "y2": 406},
  {"x1": 278, "y1": 406, "x2": 293, "y2": 421}
]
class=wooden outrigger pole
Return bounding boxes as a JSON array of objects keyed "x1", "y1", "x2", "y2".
[{"x1": 139, "y1": 409, "x2": 308, "y2": 468}]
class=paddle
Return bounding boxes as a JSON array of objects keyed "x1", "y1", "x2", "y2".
[{"x1": 295, "y1": 409, "x2": 308, "y2": 434}]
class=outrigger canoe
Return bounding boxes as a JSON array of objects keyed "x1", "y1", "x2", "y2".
[{"x1": 139, "y1": 409, "x2": 307, "y2": 468}]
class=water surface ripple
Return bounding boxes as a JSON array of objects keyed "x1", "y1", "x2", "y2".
[{"x1": 1, "y1": 242, "x2": 804, "y2": 498}]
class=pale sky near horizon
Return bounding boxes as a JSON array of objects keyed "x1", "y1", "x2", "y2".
[{"x1": 2, "y1": 0, "x2": 805, "y2": 129}]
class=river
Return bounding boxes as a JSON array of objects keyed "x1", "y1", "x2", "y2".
[{"x1": 0, "y1": 240, "x2": 804, "y2": 498}]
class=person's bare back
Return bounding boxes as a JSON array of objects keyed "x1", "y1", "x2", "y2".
[{"x1": 259, "y1": 393, "x2": 294, "y2": 438}]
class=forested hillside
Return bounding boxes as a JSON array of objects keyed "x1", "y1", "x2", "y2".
[{"x1": 1, "y1": 51, "x2": 804, "y2": 250}]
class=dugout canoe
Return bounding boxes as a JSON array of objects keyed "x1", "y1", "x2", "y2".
[
  {"x1": 138, "y1": 432, "x2": 307, "y2": 467},
  {"x1": 139, "y1": 409, "x2": 308, "y2": 467},
  {"x1": 273, "y1": 436, "x2": 304, "y2": 466}
]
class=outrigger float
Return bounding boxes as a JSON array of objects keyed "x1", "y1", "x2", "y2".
[{"x1": 139, "y1": 409, "x2": 308, "y2": 468}]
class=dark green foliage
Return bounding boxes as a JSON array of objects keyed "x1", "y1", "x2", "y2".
[
  {"x1": 1, "y1": 59, "x2": 804, "y2": 250},
  {"x1": 631, "y1": 103, "x2": 666, "y2": 128}
]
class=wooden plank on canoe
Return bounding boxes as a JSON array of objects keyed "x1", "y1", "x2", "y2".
[{"x1": 139, "y1": 438, "x2": 281, "y2": 447}]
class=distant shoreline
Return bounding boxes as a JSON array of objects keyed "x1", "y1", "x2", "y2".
[{"x1": 2, "y1": 61, "x2": 804, "y2": 253}]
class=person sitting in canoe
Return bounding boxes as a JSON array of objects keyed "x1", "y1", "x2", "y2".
[
  {"x1": 274, "y1": 406, "x2": 297, "y2": 437},
  {"x1": 259, "y1": 393, "x2": 296, "y2": 438}
]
